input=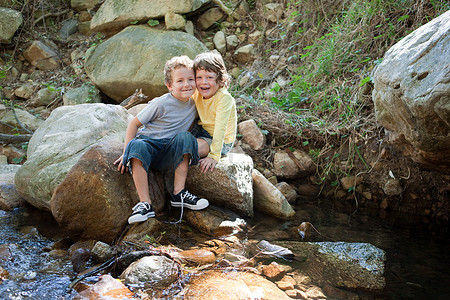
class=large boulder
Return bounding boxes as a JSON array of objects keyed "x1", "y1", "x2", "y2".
[
  {"x1": 84, "y1": 26, "x2": 208, "y2": 102},
  {"x1": 0, "y1": 164, "x2": 25, "y2": 211},
  {"x1": 50, "y1": 141, "x2": 165, "y2": 243},
  {"x1": 15, "y1": 104, "x2": 132, "y2": 211},
  {"x1": 276, "y1": 241, "x2": 386, "y2": 291},
  {"x1": 90, "y1": 0, "x2": 209, "y2": 34},
  {"x1": 372, "y1": 11, "x2": 450, "y2": 171},
  {"x1": 185, "y1": 153, "x2": 254, "y2": 217},
  {"x1": 0, "y1": 8, "x2": 22, "y2": 44}
]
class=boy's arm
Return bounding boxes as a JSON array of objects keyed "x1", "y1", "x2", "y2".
[
  {"x1": 208, "y1": 94, "x2": 233, "y2": 162},
  {"x1": 114, "y1": 116, "x2": 143, "y2": 174}
]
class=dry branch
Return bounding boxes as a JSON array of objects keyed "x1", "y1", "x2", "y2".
[
  {"x1": 0, "y1": 133, "x2": 32, "y2": 143},
  {"x1": 34, "y1": 9, "x2": 71, "y2": 25}
]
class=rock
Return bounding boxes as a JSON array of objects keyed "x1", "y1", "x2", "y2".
[
  {"x1": 276, "y1": 241, "x2": 386, "y2": 291},
  {"x1": 1, "y1": 108, "x2": 44, "y2": 131},
  {"x1": 382, "y1": 178, "x2": 402, "y2": 196},
  {"x1": 73, "y1": 274, "x2": 134, "y2": 299},
  {"x1": 0, "y1": 155, "x2": 7, "y2": 165},
  {"x1": 85, "y1": 26, "x2": 208, "y2": 102},
  {"x1": 276, "y1": 275, "x2": 296, "y2": 290},
  {"x1": 262, "y1": 261, "x2": 286, "y2": 280},
  {"x1": 226, "y1": 35, "x2": 239, "y2": 50},
  {"x1": 198, "y1": 7, "x2": 225, "y2": 30},
  {"x1": 340, "y1": 175, "x2": 363, "y2": 190},
  {"x1": 51, "y1": 140, "x2": 165, "y2": 243},
  {"x1": 297, "y1": 183, "x2": 319, "y2": 199},
  {"x1": 14, "y1": 84, "x2": 35, "y2": 99},
  {"x1": 186, "y1": 153, "x2": 254, "y2": 217},
  {"x1": 248, "y1": 30, "x2": 262, "y2": 44},
  {"x1": 77, "y1": 21, "x2": 92, "y2": 35},
  {"x1": 175, "y1": 249, "x2": 216, "y2": 266},
  {"x1": 275, "y1": 182, "x2": 297, "y2": 203},
  {"x1": 237, "y1": 119, "x2": 265, "y2": 150},
  {"x1": 23, "y1": 40, "x2": 59, "y2": 70},
  {"x1": 0, "y1": 266, "x2": 9, "y2": 282},
  {"x1": 264, "y1": 3, "x2": 283, "y2": 23},
  {"x1": 120, "y1": 255, "x2": 179, "y2": 288},
  {"x1": 123, "y1": 218, "x2": 161, "y2": 241},
  {"x1": 71, "y1": 0, "x2": 102, "y2": 12},
  {"x1": 165, "y1": 12, "x2": 186, "y2": 30},
  {"x1": 184, "y1": 205, "x2": 246, "y2": 235},
  {"x1": 63, "y1": 84, "x2": 101, "y2": 105},
  {"x1": 273, "y1": 149, "x2": 314, "y2": 179},
  {"x1": 184, "y1": 270, "x2": 291, "y2": 299},
  {"x1": 69, "y1": 240, "x2": 96, "y2": 273},
  {"x1": 33, "y1": 87, "x2": 58, "y2": 106},
  {"x1": 0, "y1": 164, "x2": 25, "y2": 211},
  {"x1": 213, "y1": 31, "x2": 226, "y2": 54},
  {"x1": 0, "y1": 8, "x2": 23, "y2": 44},
  {"x1": 234, "y1": 44, "x2": 256, "y2": 64},
  {"x1": 90, "y1": 0, "x2": 209, "y2": 34},
  {"x1": 252, "y1": 169, "x2": 295, "y2": 219},
  {"x1": 305, "y1": 286, "x2": 327, "y2": 299},
  {"x1": 185, "y1": 20, "x2": 194, "y2": 35},
  {"x1": 91, "y1": 241, "x2": 116, "y2": 263},
  {"x1": 15, "y1": 104, "x2": 132, "y2": 211},
  {"x1": 59, "y1": 19, "x2": 78, "y2": 39},
  {"x1": 372, "y1": 11, "x2": 450, "y2": 171}
]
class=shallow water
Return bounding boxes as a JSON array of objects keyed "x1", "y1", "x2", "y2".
[{"x1": 0, "y1": 201, "x2": 449, "y2": 299}]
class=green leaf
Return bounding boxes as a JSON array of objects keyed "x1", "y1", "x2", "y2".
[
  {"x1": 397, "y1": 15, "x2": 410, "y2": 22},
  {"x1": 359, "y1": 76, "x2": 371, "y2": 87},
  {"x1": 130, "y1": 20, "x2": 138, "y2": 25},
  {"x1": 147, "y1": 19, "x2": 159, "y2": 26}
]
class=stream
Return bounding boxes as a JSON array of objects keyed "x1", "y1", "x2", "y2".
[{"x1": 0, "y1": 200, "x2": 449, "y2": 299}]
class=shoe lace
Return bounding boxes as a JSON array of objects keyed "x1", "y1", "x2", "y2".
[{"x1": 166, "y1": 190, "x2": 195, "y2": 225}]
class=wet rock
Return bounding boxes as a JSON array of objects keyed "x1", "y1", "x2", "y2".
[
  {"x1": 186, "y1": 153, "x2": 254, "y2": 217},
  {"x1": 175, "y1": 249, "x2": 216, "y2": 266},
  {"x1": 85, "y1": 26, "x2": 207, "y2": 102},
  {"x1": 113, "y1": 251, "x2": 151, "y2": 276},
  {"x1": 73, "y1": 274, "x2": 134, "y2": 299},
  {"x1": 51, "y1": 140, "x2": 165, "y2": 243},
  {"x1": 262, "y1": 261, "x2": 286, "y2": 280},
  {"x1": 372, "y1": 11, "x2": 450, "y2": 171},
  {"x1": 69, "y1": 240, "x2": 95, "y2": 273},
  {"x1": 340, "y1": 175, "x2": 363, "y2": 190},
  {"x1": 91, "y1": 241, "x2": 116, "y2": 263},
  {"x1": 184, "y1": 270, "x2": 291, "y2": 299},
  {"x1": 23, "y1": 40, "x2": 59, "y2": 70},
  {"x1": 0, "y1": 266, "x2": 9, "y2": 282},
  {"x1": 275, "y1": 182, "x2": 298, "y2": 203},
  {"x1": 273, "y1": 149, "x2": 314, "y2": 179},
  {"x1": 0, "y1": 164, "x2": 25, "y2": 211},
  {"x1": 238, "y1": 119, "x2": 266, "y2": 151},
  {"x1": 15, "y1": 104, "x2": 132, "y2": 211},
  {"x1": 0, "y1": 8, "x2": 23, "y2": 44},
  {"x1": 276, "y1": 241, "x2": 386, "y2": 291},
  {"x1": 123, "y1": 218, "x2": 161, "y2": 241},
  {"x1": 252, "y1": 169, "x2": 295, "y2": 219},
  {"x1": 0, "y1": 245, "x2": 12, "y2": 261},
  {"x1": 120, "y1": 255, "x2": 179, "y2": 288},
  {"x1": 184, "y1": 205, "x2": 246, "y2": 235}
]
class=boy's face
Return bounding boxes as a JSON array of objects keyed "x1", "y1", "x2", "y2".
[
  {"x1": 195, "y1": 69, "x2": 220, "y2": 99},
  {"x1": 166, "y1": 67, "x2": 196, "y2": 102}
]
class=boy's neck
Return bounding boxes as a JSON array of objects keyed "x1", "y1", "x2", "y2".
[{"x1": 171, "y1": 92, "x2": 190, "y2": 102}]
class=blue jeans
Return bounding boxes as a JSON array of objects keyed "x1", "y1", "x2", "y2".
[
  {"x1": 122, "y1": 131, "x2": 199, "y2": 174},
  {"x1": 191, "y1": 123, "x2": 233, "y2": 156}
]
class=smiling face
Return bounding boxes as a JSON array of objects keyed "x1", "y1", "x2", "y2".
[
  {"x1": 195, "y1": 69, "x2": 220, "y2": 99},
  {"x1": 166, "y1": 67, "x2": 196, "y2": 102}
]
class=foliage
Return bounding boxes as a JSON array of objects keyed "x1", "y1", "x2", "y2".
[{"x1": 235, "y1": 0, "x2": 448, "y2": 185}]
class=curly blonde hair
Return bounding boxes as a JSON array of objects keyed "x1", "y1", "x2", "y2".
[
  {"x1": 193, "y1": 51, "x2": 230, "y2": 88},
  {"x1": 164, "y1": 55, "x2": 194, "y2": 85}
]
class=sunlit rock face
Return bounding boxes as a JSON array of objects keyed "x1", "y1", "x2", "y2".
[{"x1": 372, "y1": 11, "x2": 450, "y2": 172}]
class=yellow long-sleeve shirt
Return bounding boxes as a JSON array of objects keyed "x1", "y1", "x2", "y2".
[{"x1": 193, "y1": 87, "x2": 237, "y2": 162}]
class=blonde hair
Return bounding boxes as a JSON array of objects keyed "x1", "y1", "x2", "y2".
[
  {"x1": 164, "y1": 55, "x2": 194, "y2": 85},
  {"x1": 193, "y1": 51, "x2": 230, "y2": 88}
]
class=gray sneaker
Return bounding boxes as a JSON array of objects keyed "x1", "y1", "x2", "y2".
[
  {"x1": 171, "y1": 189, "x2": 209, "y2": 210},
  {"x1": 128, "y1": 202, "x2": 155, "y2": 224}
]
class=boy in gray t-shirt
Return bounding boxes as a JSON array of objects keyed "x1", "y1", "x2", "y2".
[{"x1": 114, "y1": 56, "x2": 209, "y2": 224}]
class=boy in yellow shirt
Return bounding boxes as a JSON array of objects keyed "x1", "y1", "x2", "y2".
[{"x1": 189, "y1": 51, "x2": 237, "y2": 173}]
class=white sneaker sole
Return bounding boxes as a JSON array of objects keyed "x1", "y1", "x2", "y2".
[
  {"x1": 170, "y1": 199, "x2": 209, "y2": 210},
  {"x1": 128, "y1": 212, "x2": 155, "y2": 224}
]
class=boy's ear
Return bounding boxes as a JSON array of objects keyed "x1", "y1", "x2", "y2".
[{"x1": 166, "y1": 82, "x2": 172, "y2": 91}]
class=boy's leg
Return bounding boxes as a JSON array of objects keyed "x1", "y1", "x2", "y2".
[
  {"x1": 173, "y1": 154, "x2": 189, "y2": 195},
  {"x1": 197, "y1": 138, "x2": 210, "y2": 158},
  {"x1": 130, "y1": 158, "x2": 151, "y2": 204}
]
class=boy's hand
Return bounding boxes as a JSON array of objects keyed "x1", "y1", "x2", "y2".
[
  {"x1": 114, "y1": 155, "x2": 128, "y2": 174},
  {"x1": 199, "y1": 157, "x2": 217, "y2": 173}
]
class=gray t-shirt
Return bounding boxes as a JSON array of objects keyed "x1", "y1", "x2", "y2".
[{"x1": 136, "y1": 92, "x2": 197, "y2": 139}]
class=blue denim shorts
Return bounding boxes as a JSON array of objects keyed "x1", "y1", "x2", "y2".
[
  {"x1": 122, "y1": 131, "x2": 199, "y2": 174},
  {"x1": 191, "y1": 123, "x2": 233, "y2": 156}
]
